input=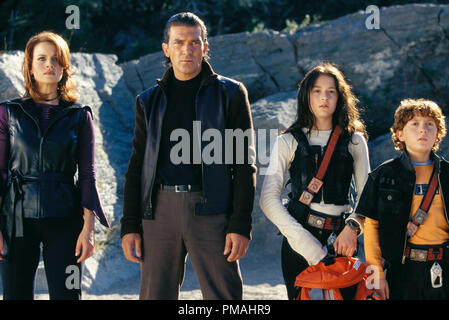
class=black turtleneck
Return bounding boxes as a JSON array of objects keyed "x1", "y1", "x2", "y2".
[{"x1": 155, "y1": 71, "x2": 203, "y2": 186}]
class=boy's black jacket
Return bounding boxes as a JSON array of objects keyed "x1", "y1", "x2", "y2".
[{"x1": 356, "y1": 150, "x2": 449, "y2": 268}]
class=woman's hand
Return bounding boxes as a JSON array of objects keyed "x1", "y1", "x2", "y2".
[
  {"x1": 333, "y1": 225, "x2": 358, "y2": 257},
  {"x1": 75, "y1": 209, "x2": 95, "y2": 263}
]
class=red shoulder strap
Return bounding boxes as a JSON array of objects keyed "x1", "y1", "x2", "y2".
[
  {"x1": 299, "y1": 125, "x2": 342, "y2": 205},
  {"x1": 411, "y1": 168, "x2": 439, "y2": 227}
]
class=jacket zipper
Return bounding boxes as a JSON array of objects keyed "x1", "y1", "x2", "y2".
[
  {"x1": 401, "y1": 176, "x2": 415, "y2": 264},
  {"x1": 148, "y1": 88, "x2": 167, "y2": 215},
  {"x1": 9, "y1": 102, "x2": 43, "y2": 217},
  {"x1": 38, "y1": 137, "x2": 44, "y2": 217},
  {"x1": 438, "y1": 174, "x2": 449, "y2": 224},
  {"x1": 320, "y1": 146, "x2": 324, "y2": 204},
  {"x1": 195, "y1": 85, "x2": 206, "y2": 207},
  {"x1": 37, "y1": 108, "x2": 78, "y2": 217}
]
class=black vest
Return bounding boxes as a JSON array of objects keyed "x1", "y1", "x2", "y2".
[
  {"x1": 1, "y1": 98, "x2": 89, "y2": 241},
  {"x1": 286, "y1": 128, "x2": 354, "y2": 218}
]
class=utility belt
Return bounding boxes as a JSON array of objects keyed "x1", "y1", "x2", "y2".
[
  {"x1": 305, "y1": 209, "x2": 344, "y2": 232},
  {"x1": 303, "y1": 209, "x2": 345, "y2": 247},
  {"x1": 404, "y1": 243, "x2": 448, "y2": 263},
  {"x1": 285, "y1": 198, "x2": 346, "y2": 247},
  {"x1": 403, "y1": 242, "x2": 449, "y2": 289}
]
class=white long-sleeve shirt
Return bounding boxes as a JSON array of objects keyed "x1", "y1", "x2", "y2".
[{"x1": 259, "y1": 129, "x2": 370, "y2": 265}]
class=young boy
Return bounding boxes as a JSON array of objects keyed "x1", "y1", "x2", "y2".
[{"x1": 356, "y1": 98, "x2": 449, "y2": 300}]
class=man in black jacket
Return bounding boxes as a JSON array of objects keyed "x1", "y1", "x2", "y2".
[{"x1": 120, "y1": 12, "x2": 257, "y2": 300}]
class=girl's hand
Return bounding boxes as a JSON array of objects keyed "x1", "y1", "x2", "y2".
[
  {"x1": 75, "y1": 209, "x2": 95, "y2": 263},
  {"x1": 334, "y1": 225, "x2": 358, "y2": 257}
]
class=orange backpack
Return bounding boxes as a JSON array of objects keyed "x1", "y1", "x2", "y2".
[{"x1": 295, "y1": 256, "x2": 382, "y2": 300}]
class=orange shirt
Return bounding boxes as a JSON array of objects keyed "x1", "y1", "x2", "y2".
[
  {"x1": 364, "y1": 217, "x2": 385, "y2": 279},
  {"x1": 364, "y1": 164, "x2": 449, "y2": 279},
  {"x1": 409, "y1": 164, "x2": 449, "y2": 245}
]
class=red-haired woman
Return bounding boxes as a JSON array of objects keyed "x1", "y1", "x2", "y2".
[{"x1": 0, "y1": 31, "x2": 109, "y2": 300}]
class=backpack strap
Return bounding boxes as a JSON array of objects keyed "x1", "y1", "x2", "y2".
[
  {"x1": 410, "y1": 168, "x2": 439, "y2": 227},
  {"x1": 298, "y1": 125, "x2": 342, "y2": 205}
]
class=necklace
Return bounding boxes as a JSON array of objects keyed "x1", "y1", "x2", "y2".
[{"x1": 42, "y1": 95, "x2": 60, "y2": 102}]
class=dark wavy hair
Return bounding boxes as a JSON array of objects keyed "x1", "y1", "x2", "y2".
[
  {"x1": 285, "y1": 61, "x2": 367, "y2": 141},
  {"x1": 162, "y1": 12, "x2": 209, "y2": 67}
]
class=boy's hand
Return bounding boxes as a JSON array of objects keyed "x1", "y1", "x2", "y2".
[
  {"x1": 406, "y1": 221, "x2": 418, "y2": 237},
  {"x1": 376, "y1": 279, "x2": 389, "y2": 300}
]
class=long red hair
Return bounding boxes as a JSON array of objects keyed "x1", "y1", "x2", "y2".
[{"x1": 23, "y1": 31, "x2": 78, "y2": 102}]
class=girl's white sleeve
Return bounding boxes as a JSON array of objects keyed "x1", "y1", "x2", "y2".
[
  {"x1": 346, "y1": 132, "x2": 371, "y2": 232},
  {"x1": 259, "y1": 134, "x2": 327, "y2": 265}
]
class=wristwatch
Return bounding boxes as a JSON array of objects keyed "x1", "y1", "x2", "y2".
[{"x1": 346, "y1": 219, "x2": 361, "y2": 236}]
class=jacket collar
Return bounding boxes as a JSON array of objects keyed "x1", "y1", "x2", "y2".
[
  {"x1": 2, "y1": 97, "x2": 83, "y2": 130},
  {"x1": 400, "y1": 149, "x2": 441, "y2": 173},
  {"x1": 157, "y1": 60, "x2": 217, "y2": 92},
  {"x1": 4, "y1": 97, "x2": 80, "y2": 110}
]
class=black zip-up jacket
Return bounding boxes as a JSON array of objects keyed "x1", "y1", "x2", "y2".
[
  {"x1": 355, "y1": 150, "x2": 449, "y2": 270},
  {"x1": 120, "y1": 62, "x2": 257, "y2": 239}
]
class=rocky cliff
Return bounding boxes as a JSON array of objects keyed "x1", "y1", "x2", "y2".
[{"x1": 0, "y1": 3, "x2": 448, "y2": 295}]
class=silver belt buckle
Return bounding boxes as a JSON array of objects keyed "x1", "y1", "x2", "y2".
[
  {"x1": 431, "y1": 261, "x2": 443, "y2": 288},
  {"x1": 175, "y1": 185, "x2": 190, "y2": 192},
  {"x1": 307, "y1": 214, "x2": 325, "y2": 229},
  {"x1": 410, "y1": 248, "x2": 428, "y2": 262}
]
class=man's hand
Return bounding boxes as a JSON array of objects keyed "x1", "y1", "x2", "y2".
[
  {"x1": 223, "y1": 233, "x2": 249, "y2": 262},
  {"x1": 334, "y1": 225, "x2": 358, "y2": 257},
  {"x1": 122, "y1": 233, "x2": 142, "y2": 263}
]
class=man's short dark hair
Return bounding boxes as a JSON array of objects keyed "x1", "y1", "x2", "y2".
[{"x1": 163, "y1": 12, "x2": 210, "y2": 66}]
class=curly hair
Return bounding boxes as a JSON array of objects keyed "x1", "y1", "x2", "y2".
[
  {"x1": 23, "y1": 31, "x2": 78, "y2": 102},
  {"x1": 391, "y1": 98, "x2": 446, "y2": 152},
  {"x1": 285, "y1": 61, "x2": 367, "y2": 141}
]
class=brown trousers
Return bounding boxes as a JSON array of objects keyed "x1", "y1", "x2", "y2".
[{"x1": 139, "y1": 189, "x2": 243, "y2": 300}]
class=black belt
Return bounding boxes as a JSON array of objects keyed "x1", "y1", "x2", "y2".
[{"x1": 160, "y1": 184, "x2": 202, "y2": 192}]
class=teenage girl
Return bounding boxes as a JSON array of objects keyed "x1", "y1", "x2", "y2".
[{"x1": 260, "y1": 62, "x2": 370, "y2": 300}]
